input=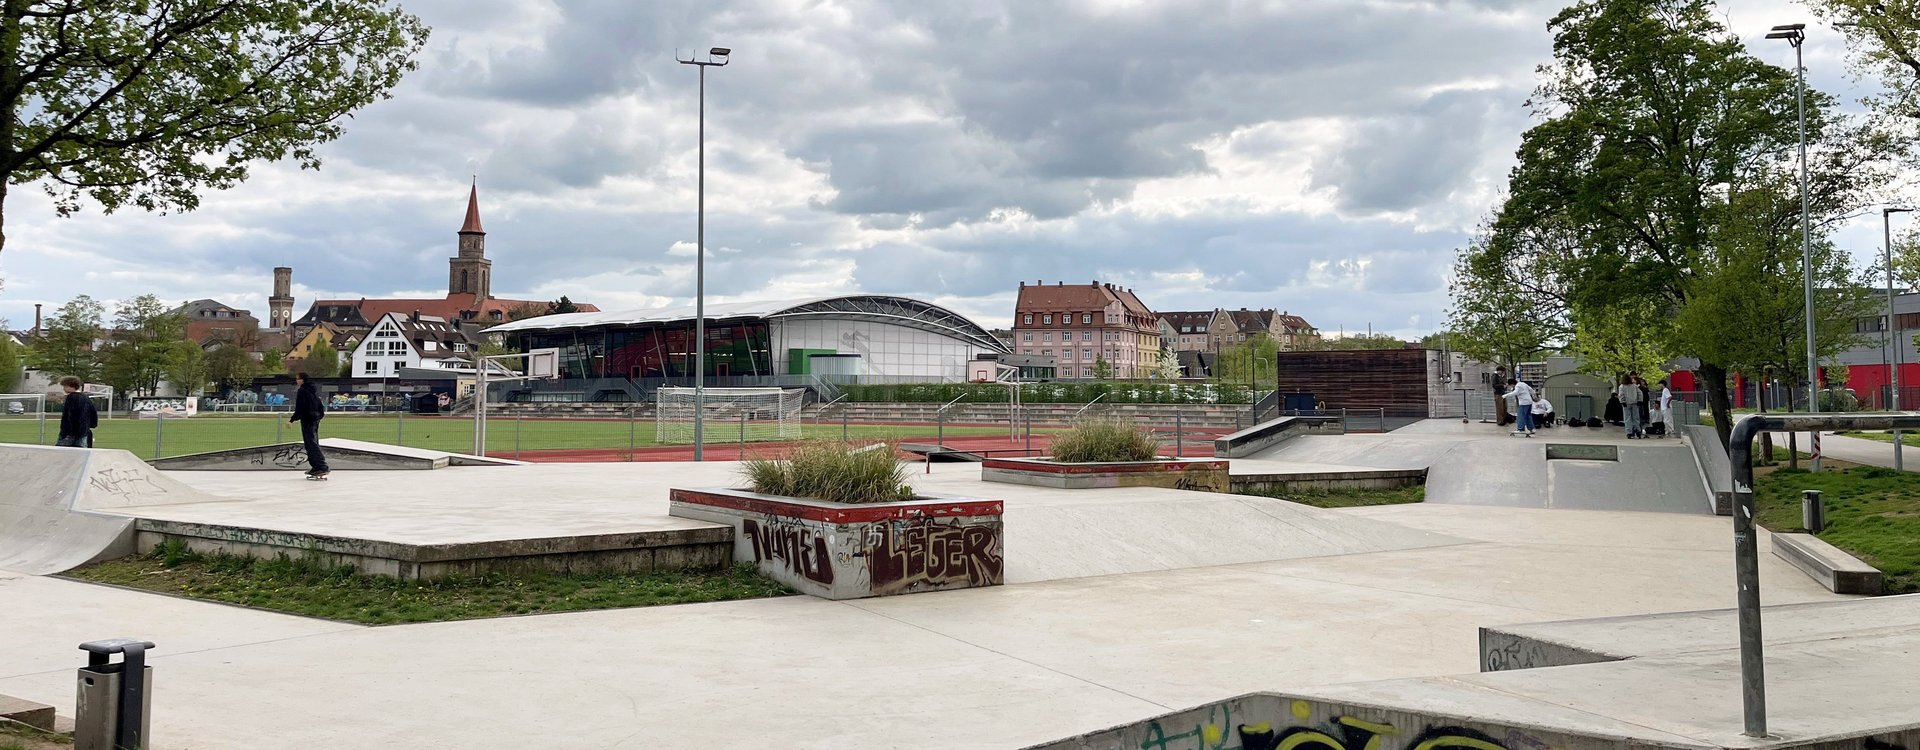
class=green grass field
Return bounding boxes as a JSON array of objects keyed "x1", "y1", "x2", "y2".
[
  {"x1": 0, "y1": 413, "x2": 1028, "y2": 459},
  {"x1": 1753, "y1": 466, "x2": 1920, "y2": 594}
]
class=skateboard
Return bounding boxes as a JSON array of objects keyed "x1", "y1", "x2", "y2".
[{"x1": 304, "y1": 472, "x2": 330, "y2": 481}]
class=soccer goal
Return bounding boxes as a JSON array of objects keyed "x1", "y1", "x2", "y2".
[
  {"x1": 0, "y1": 393, "x2": 49, "y2": 445},
  {"x1": 654, "y1": 387, "x2": 805, "y2": 444}
]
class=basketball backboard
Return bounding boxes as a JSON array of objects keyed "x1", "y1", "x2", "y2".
[{"x1": 527, "y1": 348, "x2": 561, "y2": 379}]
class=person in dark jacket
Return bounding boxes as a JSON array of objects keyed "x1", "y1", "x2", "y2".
[
  {"x1": 56, "y1": 376, "x2": 98, "y2": 447},
  {"x1": 291, "y1": 373, "x2": 330, "y2": 478}
]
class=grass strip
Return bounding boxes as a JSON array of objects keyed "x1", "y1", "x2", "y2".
[
  {"x1": 1235, "y1": 484, "x2": 1425, "y2": 508},
  {"x1": 1752, "y1": 466, "x2": 1920, "y2": 594},
  {"x1": 65, "y1": 541, "x2": 793, "y2": 625}
]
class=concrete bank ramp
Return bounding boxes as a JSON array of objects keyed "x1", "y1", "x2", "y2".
[
  {"x1": 1005, "y1": 491, "x2": 1464, "y2": 583},
  {"x1": 151, "y1": 438, "x2": 525, "y2": 471},
  {"x1": 1424, "y1": 439, "x2": 1713, "y2": 514},
  {"x1": 0, "y1": 446, "x2": 225, "y2": 575},
  {"x1": 1240, "y1": 434, "x2": 1463, "y2": 470},
  {"x1": 1038, "y1": 596, "x2": 1920, "y2": 750}
]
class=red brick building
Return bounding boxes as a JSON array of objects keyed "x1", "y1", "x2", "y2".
[{"x1": 1012, "y1": 281, "x2": 1160, "y2": 379}]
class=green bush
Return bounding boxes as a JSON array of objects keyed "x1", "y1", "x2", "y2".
[
  {"x1": 741, "y1": 441, "x2": 914, "y2": 504},
  {"x1": 839, "y1": 381, "x2": 1250, "y2": 405},
  {"x1": 1049, "y1": 419, "x2": 1161, "y2": 463}
]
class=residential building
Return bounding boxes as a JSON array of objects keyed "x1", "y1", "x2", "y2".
[
  {"x1": 350, "y1": 311, "x2": 480, "y2": 379},
  {"x1": 1275, "y1": 311, "x2": 1321, "y2": 351},
  {"x1": 1158, "y1": 310, "x2": 1236, "y2": 352},
  {"x1": 289, "y1": 182, "x2": 598, "y2": 333},
  {"x1": 175, "y1": 299, "x2": 259, "y2": 345},
  {"x1": 1011, "y1": 280, "x2": 1160, "y2": 379}
]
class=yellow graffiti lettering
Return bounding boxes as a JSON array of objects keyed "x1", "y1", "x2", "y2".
[
  {"x1": 1291, "y1": 701, "x2": 1312, "y2": 721},
  {"x1": 1278, "y1": 729, "x2": 1345, "y2": 750},
  {"x1": 1413, "y1": 736, "x2": 1509, "y2": 750}
]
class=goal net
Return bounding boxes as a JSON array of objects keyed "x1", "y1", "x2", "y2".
[
  {"x1": 0, "y1": 393, "x2": 49, "y2": 445},
  {"x1": 654, "y1": 387, "x2": 805, "y2": 444}
]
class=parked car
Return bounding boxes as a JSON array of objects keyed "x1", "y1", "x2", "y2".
[{"x1": 6, "y1": 401, "x2": 24, "y2": 415}]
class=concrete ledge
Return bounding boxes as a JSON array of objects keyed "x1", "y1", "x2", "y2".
[
  {"x1": 133, "y1": 519, "x2": 731, "y2": 580},
  {"x1": 1214, "y1": 416, "x2": 1340, "y2": 458},
  {"x1": 1683, "y1": 424, "x2": 1734, "y2": 515},
  {"x1": 981, "y1": 457, "x2": 1228, "y2": 491},
  {"x1": 669, "y1": 487, "x2": 1003, "y2": 599},
  {"x1": 1230, "y1": 468, "x2": 1425, "y2": 495},
  {"x1": 1772, "y1": 532, "x2": 1883, "y2": 595},
  {"x1": 152, "y1": 441, "x2": 447, "y2": 471},
  {"x1": 0, "y1": 695, "x2": 55, "y2": 732}
]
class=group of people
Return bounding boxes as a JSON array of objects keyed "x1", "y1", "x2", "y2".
[
  {"x1": 1500, "y1": 371, "x2": 1675, "y2": 440},
  {"x1": 1611, "y1": 374, "x2": 1675, "y2": 440}
]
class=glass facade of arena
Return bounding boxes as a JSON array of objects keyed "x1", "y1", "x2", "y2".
[{"x1": 525, "y1": 321, "x2": 774, "y2": 379}]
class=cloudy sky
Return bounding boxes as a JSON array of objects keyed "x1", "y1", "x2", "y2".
[{"x1": 0, "y1": 0, "x2": 1883, "y2": 339}]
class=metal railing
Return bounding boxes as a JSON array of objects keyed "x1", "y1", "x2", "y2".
[{"x1": 1727, "y1": 411, "x2": 1920, "y2": 737}]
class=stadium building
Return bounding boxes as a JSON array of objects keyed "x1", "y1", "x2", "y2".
[{"x1": 483, "y1": 295, "x2": 1009, "y2": 397}]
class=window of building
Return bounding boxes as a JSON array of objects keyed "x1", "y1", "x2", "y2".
[
  {"x1": 1042, "y1": 332, "x2": 1052, "y2": 343},
  {"x1": 364, "y1": 361, "x2": 377, "y2": 374},
  {"x1": 1081, "y1": 331, "x2": 1092, "y2": 342},
  {"x1": 1022, "y1": 333, "x2": 1033, "y2": 342},
  {"x1": 1043, "y1": 314, "x2": 1052, "y2": 325},
  {"x1": 422, "y1": 340, "x2": 438, "y2": 352},
  {"x1": 1042, "y1": 349, "x2": 1052, "y2": 357},
  {"x1": 1024, "y1": 314, "x2": 1033, "y2": 325},
  {"x1": 1082, "y1": 313, "x2": 1092, "y2": 324},
  {"x1": 1083, "y1": 349, "x2": 1092, "y2": 360}
]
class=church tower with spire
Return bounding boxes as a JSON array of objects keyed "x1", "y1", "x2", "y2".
[{"x1": 449, "y1": 181, "x2": 491, "y2": 303}]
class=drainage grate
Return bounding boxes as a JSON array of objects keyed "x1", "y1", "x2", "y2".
[{"x1": 1545, "y1": 443, "x2": 1619, "y2": 461}]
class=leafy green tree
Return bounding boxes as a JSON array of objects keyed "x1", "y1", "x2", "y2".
[
  {"x1": 1810, "y1": 1, "x2": 1920, "y2": 120},
  {"x1": 1090, "y1": 355, "x2": 1115, "y2": 380},
  {"x1": 99, "y1": 294, "x2": 184, "y2": 396},
  {"x1": 1446, "y1": 229, "x2": 1571, "y2": 369},
  {"x1": 164, "y1": 341, "x2": 208, "y2": 396},
  {"x1": 0, "y1": 333, "x2": 22, "y2": 392},
  {"x1": 1318, "y1": 334, "x2": 1408, "y2": 351},
  {"x1": 1568, "y1": 298, "x2": 1673, "y2": 382},
  {"x1": 205, "y1": 344, "x2": 259, "y2": 392},
  {"x1": 0, "y1": 1, "x2": 429, "y2": 257},
  {"x1": 1153, "y1": 349, "x2": 1183, "y2": 380},
  {"x1": 301, "y1": 339, "x2": 341, "y2": 378},
  {"x1": 1493, "y1": 0, "x2": 1891, "y2": 445},
  {"x1": 259, "y1": 348, "x2": 286, "y2": 375},
  {"x1": 26, "y1": 294, "x2": 102, "y2": 380},
  {"x1": 1214, "y1": 334, "x2": 1279, "y2": 386},
  {"x1": 552, "y1": 296, "x2": 579, "y2": 314}
]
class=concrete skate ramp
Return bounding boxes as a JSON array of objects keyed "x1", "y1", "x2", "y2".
[
  {"x1": 1241, "y1": 434, "x2": 1462, "y2": 470},
  {"x1": 151, "y1": 438, "x2": 523, "y2": 471},
  {"x1": 1004, "y1": 490, "x2": 1464, "y2": 583},
  {"x1": 1425, "y1": 439, "x2": 1712, "y2": 514},
  {"x1": 0, "y1": 446, "x2": 224, "y2": 575}
]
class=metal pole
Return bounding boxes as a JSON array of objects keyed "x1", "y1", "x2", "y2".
[
  {"x1": 739, "y1": 412, "x2": 746, "y2": 459},
  {"x1": 1729, "y1": 416, "x2": 1769, "y2": 738},
  {"x1": 474, "y1": 365, "x2": 487, "y2": 456},
  {"x1": 1795, "y1": 40, "x2": 1820, "y2": 472},
  {"x1": 1888, "y1": 208, "x2": 1907, "y2": 470},
  {"x1": 628, "y1": 406, "x2": 636, "y2": 462},
  {"x1": 153, "y1": 416, "x2": 162, "y2": 459},
  {"x1": 693, "y1": 63, "x2": 707, "y2": 462},
  {"x1": 1175, "y1": 412, "x2": 1183, "y2": 457},
  {"x1": 937, "y1": 408, "x2": 945, "y2": 447},
  {"x1": 842, "y1": 406, "x2": 848, "y2": 441},
  {"x1": 397, "y1": 407, "x2": 404, "y2": 447},
  {"x1": 514, "y1": 413, "x2": 521, "y2": 460},
  {"x1": 1025, "y1": 410, "x2": 1032, "y2": 454}
]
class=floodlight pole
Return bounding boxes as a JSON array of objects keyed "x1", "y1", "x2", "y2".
[
  {"x1": 1887, "y1": 207, "x2": 1913, "y2": 470},
  {"x1": 1769, "y1": 23, "x2": 1820, "y2": 470},
  {"x1": 679, "y1": 47, "x2": 729, "y2": 461}
]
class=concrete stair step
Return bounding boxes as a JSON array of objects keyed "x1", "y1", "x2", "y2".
[{"x1": 0, "y1": 694, "x2": 56, "y2": 731}]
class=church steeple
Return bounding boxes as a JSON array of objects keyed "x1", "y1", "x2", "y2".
[{"x1": 449, "y1": 179, "x2": 492, "y2": 302}]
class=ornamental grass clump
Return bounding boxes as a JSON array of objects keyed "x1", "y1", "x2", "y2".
[
  {"x1": 1049, "y1": 419, "x2": 1161, "y2": 463},
  {"x1": 741, "y1": 441, "x2": 915, "y2": 504}
]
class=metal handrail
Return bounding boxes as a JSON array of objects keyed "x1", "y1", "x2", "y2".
[
  {"x1": 935, "y1": 394, "x2": 968, "y2": 414},
  {"x1": 1727, "y1": 410, "x2": 1920, "y2": 737},
  {"x1": 1073, "y1": 393, "x2": 1109, "y2": 419}
]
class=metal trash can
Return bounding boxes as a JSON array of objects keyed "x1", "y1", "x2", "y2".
[
  {"x1": 1803, "y1": 490, "x2": 1825, "y2": 534},
  {"x1": 76, "y1": 638, "x2": 154, "y2": 750}
]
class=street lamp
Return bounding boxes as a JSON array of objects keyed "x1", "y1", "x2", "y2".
[
  {"x1": 1767, "y1": 22, "x2": 1820, "y2": 470},
  {"x1": 678, "y1": 46, "x2": 730, "y2": 461},
  {"x1": 1886, "y1": 207, "x2": 1913, "y2": 470}
]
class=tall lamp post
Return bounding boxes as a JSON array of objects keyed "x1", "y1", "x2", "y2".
[
  {"x1": 1767, "y1": 22, "x2": 1819, "y2": 471},
  {"x1": 678, "y1": 46, "x2": 730, "y2": 461},
  {"x1": 1887, "y1": 207, "x2": 1913, "y2": 470}
]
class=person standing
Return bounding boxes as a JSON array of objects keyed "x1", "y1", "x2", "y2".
[
  {"x1": 291, "y1": 373, "x2": 330, "y2": 479},
  {"x1": 1509, "y1": 378, "x2": 1536, "y2": 437},
  {"x1": 55, "y1": 377, "x2": 98, "y2": 448},
  {"x1": 1658, "y1": 378, "x2": 1677, "y2": 439},
  {"x1": 1618, "y1": 374, "x2": 1644, "y2": 439}
]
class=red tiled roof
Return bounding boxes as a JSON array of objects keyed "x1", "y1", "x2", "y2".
[
  {"x1": 460, "y1": 182, "x2": 484, "y2": 234},
  {"x1": 1229, "y1": 309, "x2": 1275, "y2": 332},
  {"x1": 1159, "y1": 311, "x2": 1217, "y2": 330}
]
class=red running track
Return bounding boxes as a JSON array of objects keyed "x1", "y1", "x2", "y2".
[{"x1": 502, "y1": 430, "x2": 1229, "y2": 463}]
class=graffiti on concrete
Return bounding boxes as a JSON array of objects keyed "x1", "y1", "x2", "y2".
[
  {"x1": 1481, "y1": 637, "x2": 1553, "y2": 672},
  {"x1": 865, "y1": 520, "x2": 1002, "y2": 595},
  {"x1": 1139, "y1": 700, "x2": 1238, "y2": 750},
  {"x1": 251, "y1": 445, "x2": 309, "y2": 469},
  {"x1": 741, "y1": 518, "x2": 834, "y2": 585},
  {"x1": 1174, "y1": 465, "x2": 1227, "y2": 493},
  {"x1": 1238, "y1": 711, "x2": 1508, "y2": 750},
  {"x1": 88, "y1": 467, "x2": 170, "y2": 501}
]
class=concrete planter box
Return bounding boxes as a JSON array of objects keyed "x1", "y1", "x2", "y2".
[
  {"x1": 668, "y1": 487, "x2": 1004, "y2": 600},
  {"x1": 979, "y1": 456, "x2": 1228, "y2": 491}
]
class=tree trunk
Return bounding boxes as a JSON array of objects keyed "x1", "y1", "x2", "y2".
[{"x1": 1703, "y1": 362, "x2": 1734, "y2": 453}]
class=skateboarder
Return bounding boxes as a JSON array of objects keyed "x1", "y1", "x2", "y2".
[
  {"x1": 1508, "y1": 378, "x2": 1536, "y2": 437},
  {"x1": 291, "y1": 372, "x2": 330, "y2": 479},
  {"x1": 55, "y1": 377, "x2": 98, "y2": 448}
]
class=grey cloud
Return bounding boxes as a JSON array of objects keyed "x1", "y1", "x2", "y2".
[{"x1": 1310, "y1": 88, "x2": 1526, "y2": 214}]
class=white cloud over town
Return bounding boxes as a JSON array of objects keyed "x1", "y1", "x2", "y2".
[{"x1": 0, "y1": 0, "x2": 1877, "y2": 338}]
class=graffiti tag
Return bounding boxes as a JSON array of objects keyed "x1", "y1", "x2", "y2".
[
  {"x1": 866, "y1": 521, "x2": 1002, "y2": 595},
  {"x1": 88, "y1": 468, "x2": 170, "y2": 500},
  {"x1": 742, "y1": 518, "x2": 835, "y2": 585}
]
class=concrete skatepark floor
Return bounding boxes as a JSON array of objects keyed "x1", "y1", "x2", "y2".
[{"x1": 0, "y1": 420, "x2": 1867, "y2": 748}]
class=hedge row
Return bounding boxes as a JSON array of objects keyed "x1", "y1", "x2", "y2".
[{"x1": 838, "y1": 381, "x2": 1253, "y2": 405}]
